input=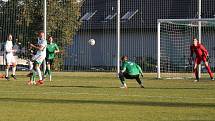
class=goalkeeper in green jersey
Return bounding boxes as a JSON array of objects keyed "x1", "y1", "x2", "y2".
[
  {"x1": 44, "y1": 36, "x2": 59, "y2": 81},
  {"x1": 118, "y1": 56, "x2": 144, "y2": 88}
]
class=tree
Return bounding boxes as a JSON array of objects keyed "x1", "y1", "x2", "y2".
[
  {"x1": 0, "y1": 0, "x2": 81, "y2": 70},
  {"x1": 20, "y1": 0, "x2": 81, "y2": 45},
  {"x1": 0, "y1": 1, "x2": 24, "y2": 39}
]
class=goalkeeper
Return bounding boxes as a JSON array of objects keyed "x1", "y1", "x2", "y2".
[
  {"x1": 118, "y1": 56, "x2": 144, "y2": 88},
  {"x1": 190, "y1": 38, "x2": 214, "y2": 82},
  {"x1": 44, "y1": 36, "x2": 59, "y2": 81}
]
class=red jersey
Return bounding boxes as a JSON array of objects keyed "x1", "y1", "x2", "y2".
[{"x1": 190, "y1": 43, "x2": 208, "y2": 58}]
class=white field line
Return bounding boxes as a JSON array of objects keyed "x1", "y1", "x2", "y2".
[{"x1": 0, "y1": 91, "x2": 215, "y2": 100}]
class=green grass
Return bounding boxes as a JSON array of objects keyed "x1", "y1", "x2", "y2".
[{"x1": 0, "y1": 72, "x2": 215, "y2": 121}]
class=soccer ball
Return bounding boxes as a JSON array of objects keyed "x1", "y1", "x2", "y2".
[{"x1": 88, "y1": 39, "x2": 95, "y2": 46}]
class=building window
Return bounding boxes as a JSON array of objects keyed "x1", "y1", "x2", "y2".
[
  {"x1": 80, "y1": 10, "x2": 97, "y2": 21},
  {"x1": 105, "y1": 13, "x2": 117, "y2": 20},
  {"x1": 121, "y1": 10, "x2": 138, "y2": 20}
]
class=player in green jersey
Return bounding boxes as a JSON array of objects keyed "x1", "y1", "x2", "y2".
[
  {"x1": 118, "y1": 56, "x2": 144, "y2": 88},
  {"x1": 44, "y1": 36, "x2": 59, "y2": 81}
]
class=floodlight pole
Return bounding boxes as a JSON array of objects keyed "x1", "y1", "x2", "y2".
[
  {"x1": 198, "y1": 0, "x2": 202, "y2": 78},
  {"x1": 43, "y1": 0, "x2": 47, "y2": 74},
  {"x1": 117, "y1": 0, "x2": 120, "y2": 74}
]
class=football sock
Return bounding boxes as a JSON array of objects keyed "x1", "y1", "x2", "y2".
[
  {"x1": 29, "y1": 61, "x2": 33, "y2": 70},
  {"x1": 44, "y1": 69, "x2": 47, "y2": 76},
  {"x1": 48, "y1": 69, "x2": 51, "y2": 75},
  {"x1": 30, "y1": 70, "x2": 36, "y2": 82},
  {"x1": 48, "y1": 70, "x2": 52, "y2": 81},
  {"x1": 118, "y1": 72, "x2": 125, "y2": 84},
  {"x1": 135, "y1": 77, "x2": 142, "y2": 85},
  {"x1": 36, "y1": 66, "x2": 43, "y2": 80},
  {"x1": 194, "y1": 68, "x2": 199, "y2": 80},
  {"x1": 5, "y1": 68, "x2": 9, "y2": 77},
  {"x1": 205, "y1": 65, "x2": 214, "y2": 79},
  {"x1": 12, "y1": 66, "x2": 16, "y2": 75}
]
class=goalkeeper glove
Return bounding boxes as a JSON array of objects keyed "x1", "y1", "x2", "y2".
[
  {"x1": 188, "y1": 57, "x2": 194, "y2": 65},
  {"x1": 140, "y1": 73, "x2": 143, "y2": 78}
]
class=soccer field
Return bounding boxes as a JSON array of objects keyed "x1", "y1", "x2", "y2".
[{"x1": 0, "y1": 72, "x2": 215, "y2": 121}]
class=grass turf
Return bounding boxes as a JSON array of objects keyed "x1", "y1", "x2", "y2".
[{"x1": 0, "y1": 72, "x2": 215, "y2": 121}]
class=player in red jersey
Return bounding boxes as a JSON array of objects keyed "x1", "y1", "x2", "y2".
[{"x1": 190, "y1": 38, "x2": 214, "y2": 82}]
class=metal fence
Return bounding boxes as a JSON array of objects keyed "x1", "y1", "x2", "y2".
[{"x1": 0, "y1": 0, "x2": 215, "y2": 72}]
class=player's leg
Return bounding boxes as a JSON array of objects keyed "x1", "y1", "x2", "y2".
[
  {"x1": 47, "y1": 59, "x2": 53, "y2": 81},
  {"x1": 5, "y1": 55, "x2": 11, "y2": 80},
  {"x1": 11, "y1": 56, "x2": 17, "y2": 79},
  {"x1": 27, "y1": 55, "x2": 37, "y2": 85},
  {"x1": 29, "y1": 72, "x2": 36, "y2": 85},
  {"x1": 27, "y1": 55, "x2": 36, "y2": 78},
  {"x1": 118, "y1": 72, "x2": 127, "y2": 88},
  {"x1": 44, "y1": 59, "x2": 48, "y2": 78},
  {"x1": 44, "y1": 59, "x2": 52, "y2": 81},
  {"x1": 11, "y1": 63, "x2": 17, "y2": 79},
  {"x1": 36, "y1": 56, "x2": 46, "y2": 85},
  {"x1": 42, "y1": 59, "x2": 46, "y2": 75},
  {"x1": 44, "y1": 64, "x2": 49, "y2": 79},
  {"x1": 28, "y1": 61, "x2": 37, "y2": 85},
  {"x1": 28, "y1": 60, "x2": 34, "y2": 71},
  {"x1": 46, "y1": 63, "x2": 51, "y2": 81},
  {"x1": 193, "y1": 58, "x2": 201, "y2": 82},
  {"x1": 27, "y1": 56, "x2": 35, "y2": 78},
  {"x1": 27, "y1": 60, "x2": 34, "y2": 77},
  {"x1": 203, "y1": 57, "x2": 214, "y2": 80},
  {"x1": 5, "y1": 64, "x2": 10, "y2": 80},
  {"x1": 31, "y1": 54, "x2": 44, "y2": 85},
  {"x1": 133, "y1": 75, "x2": 144, "y2": 88},
  {"x1": 125, "y1": 74, "x2": 144, "y2": 88},
  {"x1": 35, "y1": 63, "x2": 44, "y2": 85}
]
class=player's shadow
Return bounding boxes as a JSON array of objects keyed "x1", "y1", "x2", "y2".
[
  {"x1": 146, "y1": 87, "x2": 206, "y2": 90},
  {"x1": 0, "y1": 97, "x2": 215, "y2": 108},
  {"x1": 49, "y1": 85, "x2": 205, "y2": 90},
  {"x1": 49, "y1": 85, "x2": 119, "y2": 88}
]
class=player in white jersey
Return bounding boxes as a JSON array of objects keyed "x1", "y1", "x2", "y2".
[
  {"x1": 28, "y1": 31, "x2": 47, "y2": 85},
  {"x1": 4, "y1": 34, "x2": 17, "y2": 80}
]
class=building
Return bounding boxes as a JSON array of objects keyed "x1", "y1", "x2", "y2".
[{"x1": 65, "y1": 0, "x2": 215, "y2": 72}]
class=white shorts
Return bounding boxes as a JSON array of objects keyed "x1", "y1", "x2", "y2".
[
  {"x1": 32, "y1": 54, "x2": 45, "y2": 64},
  {"x1": 5, "y1": 54, "x2": 16, "y2": 65}
]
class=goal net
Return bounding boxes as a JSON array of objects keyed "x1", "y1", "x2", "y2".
[{"x1": 157, "y1": 18, "x2": 215, "y2": 79}]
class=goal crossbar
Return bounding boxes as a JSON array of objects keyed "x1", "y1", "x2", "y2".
[{"x1": 158, "y1": 18, "x2": 215, "y2": 23}]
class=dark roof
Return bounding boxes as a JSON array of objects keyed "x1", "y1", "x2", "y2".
[{"x1": 80, "y1": 0, "x2": 215, "y2": 29}]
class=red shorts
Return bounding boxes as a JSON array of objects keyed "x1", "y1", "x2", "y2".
[{"x1": 195, "y1": 56, "x2": 207, "y2": 65}]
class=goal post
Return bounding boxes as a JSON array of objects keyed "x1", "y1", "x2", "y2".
[{"x1": 157, "y1": 18, "x2": 215, "y2": 79}]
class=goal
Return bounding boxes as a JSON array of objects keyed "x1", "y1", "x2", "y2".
[{"x1": 157, "y1": 18, "x2": 215, "y2": 79}]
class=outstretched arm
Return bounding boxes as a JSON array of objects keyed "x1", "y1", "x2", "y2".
[
  {"x1": 136, "y1": 64, "x2": 143, "y2": 77},
  {"x1": 30, "y1": 44, "x2": 45, "y2": 51},
  {"x1": 120, "y1": 62, "x2": 128, "y2": 73}
]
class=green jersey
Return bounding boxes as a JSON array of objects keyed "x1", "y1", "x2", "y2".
[
  {"x1": 46, "y1": 43, "x2": 59, "y2": 59},
  {"x1": 121, "y1": 61, "x2": 143, "y2": 75}
]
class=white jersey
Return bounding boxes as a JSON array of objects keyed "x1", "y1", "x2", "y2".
[
  {"x1": 36, "y1": 38, "x2": 47, "y2": 57},
  {"x1": 5, "y1": 40, "x2": 14, "y2": 55},
  {"x1": 31, "y1": 38, "x2": 47, "y2": 64},
  {"x1": 4, "y1": 40, "x2": 16, "y2": 65}
]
